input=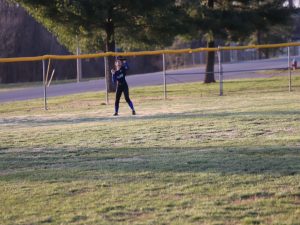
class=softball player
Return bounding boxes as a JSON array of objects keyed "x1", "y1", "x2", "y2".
[{"x1": 111, "y1": 57, "x2": 136, "y2": 116}]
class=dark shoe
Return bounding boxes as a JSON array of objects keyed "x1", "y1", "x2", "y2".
[
  {"x1": 132, "y1": 110, "x2": 136, "y2": 115},
  {"x1": 113, "y1": 112, "x2": 118, "y2": 116}
]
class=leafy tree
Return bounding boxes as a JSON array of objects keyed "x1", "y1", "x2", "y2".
[{"x1": 15, "y1": 0, "x2": 184, "y2": 91}]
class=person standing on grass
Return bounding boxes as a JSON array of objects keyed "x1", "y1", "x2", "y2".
[{"x1": 111, "y1": 56, "x2": 136, "y2": 116}]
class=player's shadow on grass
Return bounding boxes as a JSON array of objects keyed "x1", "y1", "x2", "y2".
[{"x1": 1, "y1": 146, "x2": 300, "y2": 181}]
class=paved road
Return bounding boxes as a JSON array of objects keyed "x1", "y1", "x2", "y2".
[{"x1": 0, "y1": 56, "x2": 295, "y2": 103}]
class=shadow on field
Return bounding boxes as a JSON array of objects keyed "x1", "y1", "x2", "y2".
[
  {"x1": 1, "y1": 146, "x2": 300, "y2": 181},
  {"x1": 2, "y1": 110, "x2": 299, "y2": 125}
]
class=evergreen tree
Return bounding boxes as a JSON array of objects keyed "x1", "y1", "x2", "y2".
[
  {"x1": 245, "y1": 0, "x2": 295, "y2": 59},
  {"x1": 15, "y1": 0, "x2": 184, "y2": 91},
  {"x1": 181, "y1": 0, "x2": 294, "y2": 83}
]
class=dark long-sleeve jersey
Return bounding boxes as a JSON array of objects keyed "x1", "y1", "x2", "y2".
[{"x1": 112, "y1": 62, "x2": 129, "y2": 86}]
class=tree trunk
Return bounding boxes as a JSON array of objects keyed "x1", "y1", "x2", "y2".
[
  {"x1": 288, "y1": 0, "x2": 294, "y2": 8},
  {"x1": 204, "y1": 41, "x2": 216, "y2": 83},
  {"x1": 257, "y1": 30, "x2": 264, "y2": 59},
  {"x1": 105, "y1": 14, "x2": 116, "y2": 92},
  {"x1": 204, "y1": 0, "x2": 216, "y2": 83}
]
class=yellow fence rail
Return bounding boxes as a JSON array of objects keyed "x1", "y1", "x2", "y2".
[{"x1": 1, "y1": 42, "x2": 300, "y2": 63}]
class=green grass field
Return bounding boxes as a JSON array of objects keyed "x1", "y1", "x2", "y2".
[{"x1": 1, "y1": 76, "x2": 300, "y2": 224}]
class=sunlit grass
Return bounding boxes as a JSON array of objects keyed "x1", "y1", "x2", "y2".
[{"x1": 0, "y1": 76, "x2": 300, "y2": 224}]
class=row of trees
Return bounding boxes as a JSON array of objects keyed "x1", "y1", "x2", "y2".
[{"x1": 13, "y1": 0, "x2": 296, "y2": 90}]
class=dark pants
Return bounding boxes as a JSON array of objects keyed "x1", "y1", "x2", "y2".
[{"x1": 115, "y1": 83, "x2": 133, "y2": 112}]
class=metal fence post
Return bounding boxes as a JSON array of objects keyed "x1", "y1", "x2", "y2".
[
  {"x1": 218, "y1": 46, "x2": 223, "y2": 96},
  {"x1": 163, "y1": 53, "x2": 167, "y2": 100},
  {"x1": 104, "y1": 56, "x2": 109, "y2": 105},
  {"x1": 76, "y1": 47, "x2": 82, "y2": 83},
  {"x1": 76, "y1": 36, "x2": 82, "y2": 83},
  {"x1": 42, "y1": 59, "x2": 48, "y2": 110},
  {"x1": 288, "y1": 46, "x2": 292, "y2": 92}
]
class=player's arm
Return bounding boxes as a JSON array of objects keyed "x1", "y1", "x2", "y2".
[{"x1": 111, "y1": 69, "x2": 117, "y2": 84}]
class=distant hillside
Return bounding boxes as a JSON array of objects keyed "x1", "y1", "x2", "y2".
[{"x1": 0, "y1": 0, "x2": 105, "y2": 83}]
